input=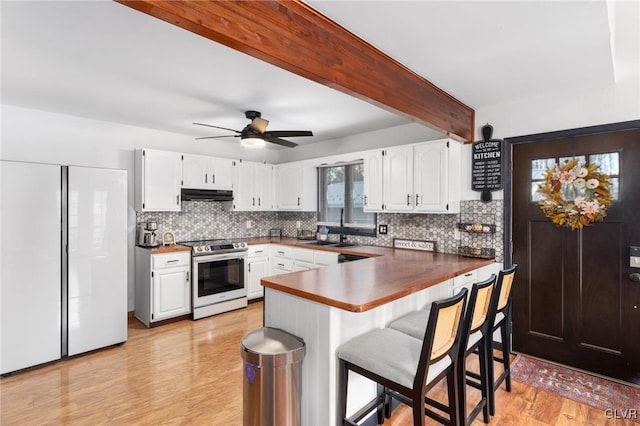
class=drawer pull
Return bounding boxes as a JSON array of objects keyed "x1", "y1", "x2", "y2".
[
  {"x1": 254, "y1": 250, "x2": 264, "y2": 254},
  {"x1": 167, "y1": 259, "x2": 180, "y2": 264},
  {"x1": 277, "y1": 263, "x2": 285, "y2": 267}
]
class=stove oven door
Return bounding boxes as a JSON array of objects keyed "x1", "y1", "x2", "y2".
[{"x1": 192, "y1": 253, "x2": 247, "y2": 308}]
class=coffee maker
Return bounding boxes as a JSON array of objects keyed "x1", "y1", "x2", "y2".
[{"x1": 137, "y1": 221, "x2": 159, "y2": 247}]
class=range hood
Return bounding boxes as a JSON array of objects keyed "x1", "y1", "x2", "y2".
[{"x1": 181, "y1": 188, "x2": 233, "y2": 202}]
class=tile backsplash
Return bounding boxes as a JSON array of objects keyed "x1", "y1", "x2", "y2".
[
  {"x1": 136, "y1": 201, "x2": 314, "y2": 241},
  {"x1": 137, "y1": 199, "x2": 504, "y2": 261}
]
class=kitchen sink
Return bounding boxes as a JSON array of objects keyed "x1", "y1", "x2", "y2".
[
  {"x1": 299, "y1": 240, "x2": 336, "y2": 246},
  {"x1": 299, "y1": 240, "x2": 360, "y2": 248},
  {"x1": 331, "y1": 242, "x2": 360, "y2": 248}
]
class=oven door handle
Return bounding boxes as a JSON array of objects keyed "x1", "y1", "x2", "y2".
[{"x1": 194, "y1": 253, "x2": 247, "y2": 263}]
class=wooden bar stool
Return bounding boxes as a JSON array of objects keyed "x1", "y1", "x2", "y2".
[
  {"x1": 389, "y1": 275, "x2": 497, "y2": 425},
  {"x1": 336, "y1": 289, "x2": 468, "y2": 426},
  {"x1": 485, "y1": 264, "x2": 518, "y2": 416}
]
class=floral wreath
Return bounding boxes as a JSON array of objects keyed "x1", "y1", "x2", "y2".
[{"x1": 537, "y1": 159, "x2": 612, "y2": 230}]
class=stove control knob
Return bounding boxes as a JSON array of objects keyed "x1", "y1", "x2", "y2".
[
  {"x1": 205, "y1": 246, "x2": 211, "y2": 252},
  {"x1": 233, "y1": 243, "x2": 239, "y2": 249},
  {"x1": 195, "y1": 247, "x2": 202, "y2": 252}
]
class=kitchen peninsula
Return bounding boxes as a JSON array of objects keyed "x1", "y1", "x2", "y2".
[{"x1": 259, "y1": 240, "x2": 498, "y2": 426}]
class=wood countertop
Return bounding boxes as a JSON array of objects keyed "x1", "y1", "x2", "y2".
[
  {"x1": 253, "y1": 237, "x2": 494, "y2": 312},
  {"x1": 136, "y1": 245, "x2": 192, "y2": 254}
]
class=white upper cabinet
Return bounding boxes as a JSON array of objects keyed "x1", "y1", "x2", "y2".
[
  {"x1": 362, "y1": 139, "x2": 460, "y2": 214},
  {"x1": 383, "y1": 146, "x2": 414, "y2": 212},
  {"x1": 256, "y1": 163, "x2": 274, "y2": 210},
  {"x1": 182, "y1": 154, "x2": 233, "y2": 190},
  {"x1": 414, "y1": 139, "x2": 460, "y2": 213},
  {"x1": 276, "y1": 164, "x2": 316, "y2": 211},
  {"x1": 363, "y1": 151, "x2": 384, "y2": 212},
  {"x1": 135, "y1": 149, "x2": 182, "y2": 212},
  {"x1": 230, "y1": 160, "x2": 274, "y2": 211}
]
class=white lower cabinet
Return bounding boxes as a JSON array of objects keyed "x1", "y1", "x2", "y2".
[
  {"x1": 449, "y1": 262, "x2": 504, "y2": 296},
  {"x1": 247, "y1": 245, "x2": 270, "y2": 300},
  {"x1": 314, "y1": 250, "x2": 339, "y2": 267},
  {"x1": 270, "y1": 245, "x2": 294, "y2": 275},
  {"x1": 135, "y1": 248, "x2": 191, "y2": 327},
  {"x1": 269, "y1": 244, "x2": 339, "y2": 274}
]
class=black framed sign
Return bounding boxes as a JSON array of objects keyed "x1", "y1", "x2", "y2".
[{"x1": 472, "y1": 124, "x2": 503, "y2": 201}]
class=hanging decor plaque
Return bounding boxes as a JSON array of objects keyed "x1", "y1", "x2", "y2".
[{"x1": 472, "y1": 124, "x2": 503, "y2": 202}]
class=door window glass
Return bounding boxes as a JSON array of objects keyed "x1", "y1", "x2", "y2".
[
  {"x1": 531, "y1": 158, "x2": 555, "y2": 201},
  {"x1": 589, "y1": 152, "x2": 620, "y2": 200},
  {"x1": 530, "y1": 154, "x2": 620, "y2": 201}
]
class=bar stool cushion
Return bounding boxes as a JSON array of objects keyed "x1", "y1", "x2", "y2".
[
  {"x1": 388, "y1": 309, "x2": 431, "y2": 340},
  {"x1": 337, "y1": 327, "x2": 452, "y2": 389}
]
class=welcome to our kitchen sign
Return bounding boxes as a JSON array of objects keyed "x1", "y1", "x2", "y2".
[{"x1": 472, "y1": 124, "x2": 503, "y2": 201}]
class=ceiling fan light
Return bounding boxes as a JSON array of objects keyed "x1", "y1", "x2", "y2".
[
  {"x1": 241, "y1": 137, "x2": 266, "y2": 148},
  {"x1": 251, "y1": 117, "x2": 269, "y2": 133}
]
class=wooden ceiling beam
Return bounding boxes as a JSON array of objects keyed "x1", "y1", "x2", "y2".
[{"x1": 117, "y1": 0, "x2": 474, "y2": 142}]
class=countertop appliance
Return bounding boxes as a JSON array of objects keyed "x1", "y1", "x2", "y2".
[
  {"x1": 1, "y1": 161, "x2": 127, "y2": 375},
  {"x1": 137, "y1": 220, "x2": 159, "y2": 247},
  {"x1": 179, "y1": 239, "x2": 248, "y2": 320}
]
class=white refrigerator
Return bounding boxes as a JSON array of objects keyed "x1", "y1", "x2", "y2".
[{"x1": 1, "y1": 161, "x2": 127, "y2": 374}]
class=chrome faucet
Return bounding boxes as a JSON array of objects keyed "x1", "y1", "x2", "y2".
[{"x1": 339, "y1": 207, "x2": 347, "y2": 243}]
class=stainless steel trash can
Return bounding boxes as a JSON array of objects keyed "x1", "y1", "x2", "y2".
[{"x1": 241, "y1": 327, "x2": 305, "y2": 426}]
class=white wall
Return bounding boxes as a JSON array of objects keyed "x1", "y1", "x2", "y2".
[
  {"x1": 276, "y1": 122, "x2": 444, "y2": 164},
  {"x1": 466, "y1": 0, "x2": 639, "y2": 200},
  {"x1": 0, "y1": 104, "x2": 280, "y2": 310}
]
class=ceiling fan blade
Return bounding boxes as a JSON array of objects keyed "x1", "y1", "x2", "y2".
[
  {"x1": 250, "y1": 117, "x2": 269, "y2": 133},
  {"x1": 263, "y1": 130, "x2": 313, "y2": 138},
  {"x1": 195, "y1": 134, "x2": 240, "y2": 140},
  {"x1": 193, "y1": 122, "x2": 241, "y2": 134},
  {"x1": 264, "y1": 136, "x2": 298, "y2": 148}
]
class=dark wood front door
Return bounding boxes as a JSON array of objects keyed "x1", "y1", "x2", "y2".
[{"x1": 512, "y1": 128, "x2": 640, "y2": 384}]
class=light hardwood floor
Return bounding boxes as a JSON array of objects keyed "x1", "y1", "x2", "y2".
[{"x1": 0, "y1": 301, "x2": 631, "y2": 425}]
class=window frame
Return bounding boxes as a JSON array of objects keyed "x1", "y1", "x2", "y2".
[{"x1": 317, "y1": 162, "x2": 377, "y2": 237}]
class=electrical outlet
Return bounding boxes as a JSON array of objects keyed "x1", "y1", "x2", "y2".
[
  {"x1": 296, "y1": 221, "x2": 301, "y2": 229},
  {"x1": 378, "y1": 224, "x2": 388, "y2": 235},
  {"x1": 246, "y1": 220, "x2": 252, "y2": 229}
]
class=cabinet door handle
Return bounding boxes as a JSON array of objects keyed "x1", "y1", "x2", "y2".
[
  {"x1": 258, "y1": 197, "x2": 261, "y2": 207},
  {"x1": 248, "y1": 264, "x2": 251, "y2": 273},
  {"x1": 212, "y1": 174, "x2": 215, "y2": 184},
  {"x1": 252, "y1": 197, "x2": 255, "y2": 206},
  {"x1": 415, "y1": 194, "x2": 419, "y2": 206},
  {"x1": 186, "y1": 272, "x2": 190, "y2": 282},
  {"x1": 297, "y1": 197, "x2": 301, "y2": 206},
  {"x1": 407, "y1": 194, "x2": 410, "y2": 206},
  {"x1": 364, "y1": 195, "x2": 368, "y2": 206},
  {"x1": 205, "y1": 173, "x2": 208, "y2": 184},
  {"x1": 176, "y1": 194, "x2": 180, "y2": 205}
]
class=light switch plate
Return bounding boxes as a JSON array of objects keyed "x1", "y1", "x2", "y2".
[{"x1": 631, "y1": 256, "x2": 640, "y2": 268}]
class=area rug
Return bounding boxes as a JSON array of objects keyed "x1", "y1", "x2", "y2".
[{"x1": 511, "y1": 354, "x2": 640, "y2": 422}]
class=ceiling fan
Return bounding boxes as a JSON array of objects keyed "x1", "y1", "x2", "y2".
[{"x1": 193, "y1": 110, "x2": 313, "y2": 148}]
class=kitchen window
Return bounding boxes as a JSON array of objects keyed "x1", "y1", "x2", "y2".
[{"x1": 317, "y1": 162, "x2": 376, "y2": 236}]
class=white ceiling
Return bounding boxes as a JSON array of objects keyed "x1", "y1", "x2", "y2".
[{"x1": 1, "y1": 1, "x2": 629, "y2": 150}]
